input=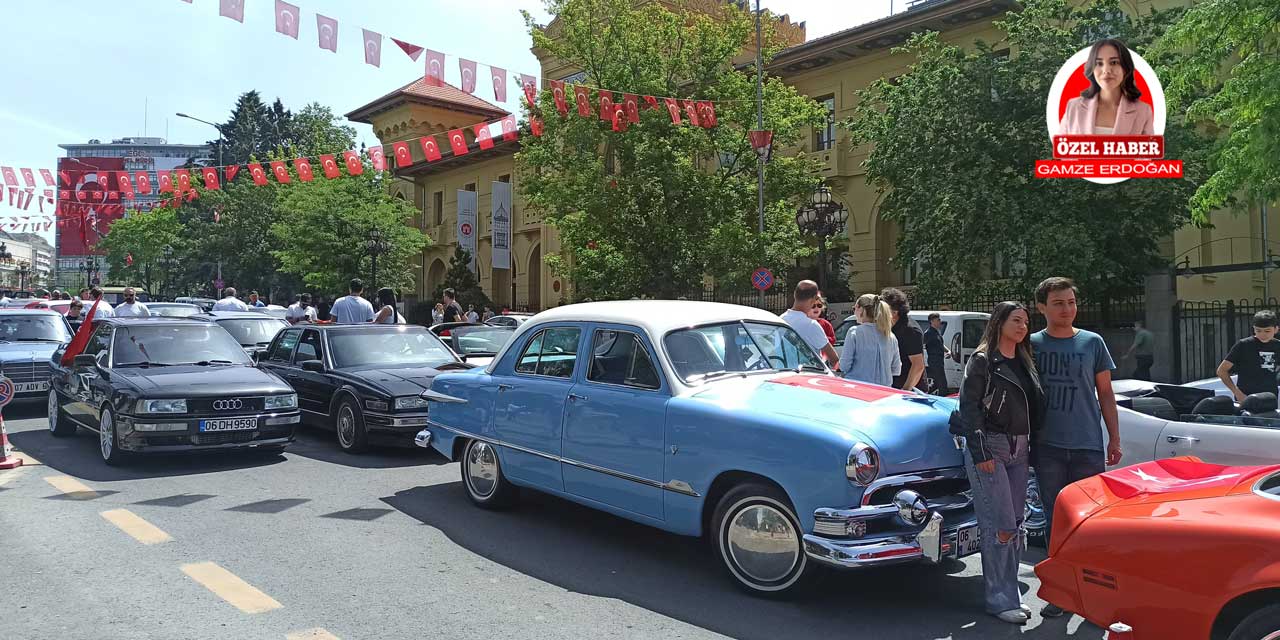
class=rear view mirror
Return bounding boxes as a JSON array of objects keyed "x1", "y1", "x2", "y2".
[
  {"x1": 301, "y1": 359, "x2": 325, "y2": 373},
  {"x1": 73, "y1": 353, "x2": 98, "y2": 369}
]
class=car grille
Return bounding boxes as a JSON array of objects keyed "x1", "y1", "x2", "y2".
[
  {"x1": 866, "y1": 476, "x2": 970, "y2": 507},
  {"x1": 3, "y1": 360, "x2": 51, "y2": 384},
  {"x1": 190, "y1": 425, "x2": 292, "y2": 446},
  {"x1": 187, "y1": 397, "x2": 266, "y2": 413}
]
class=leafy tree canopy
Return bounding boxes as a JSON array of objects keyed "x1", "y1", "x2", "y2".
[{"x1": 95, "y1": 207, "x2": 183, "y2": 297}]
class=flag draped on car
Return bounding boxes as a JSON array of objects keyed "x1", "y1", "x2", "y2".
[{"x1": 60, "y1": 299, "x2": 101, "y2": 366}]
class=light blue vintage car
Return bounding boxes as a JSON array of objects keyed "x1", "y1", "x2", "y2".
[{"x1": 417, "y1": 301, "x2": 979, "y2": 594}]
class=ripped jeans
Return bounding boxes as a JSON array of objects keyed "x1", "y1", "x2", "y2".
[{"x1": 963, "y1": 432, "x2": 1029, "y2": 614}]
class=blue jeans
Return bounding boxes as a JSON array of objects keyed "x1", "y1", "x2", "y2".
[
  {"x1": 1034, "y1": 444, "x2": 1105, "y2": 543},
  {"x1": 963, "y1": 433, "x2": 1029, "y2": 615}
]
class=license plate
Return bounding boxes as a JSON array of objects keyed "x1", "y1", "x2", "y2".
[
  {"x1": 198, "y1": 418, "x2": 257, "y2": 432},
  {"x1": 957, "y1": 524, "x2": 981, "y2": 556},
  {"x1": 15, "y1": 381, "x2": 49, "y2": 392}
]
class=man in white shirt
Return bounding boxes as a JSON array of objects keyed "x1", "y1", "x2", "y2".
[
  {"x1": 330, "y1": 278, "x2": 375, "y2": 324},
  {"x1": 213, "y1": 287, "x2": 250, "y2": 311},
  {"x1": 87, "y1": 286, "x2": 115, "y2": 318},
  {"x1": 113, "y1": 287, "x2": 151, "y2": 317},
  {"x1": 286, "y1": 293, "x2": 318, "y2": 324},
  {"x1": 779, "y1": 280, "x2": 840, "y2": 369},
  {"x1": 465, "y1": 304, "x2": 480, "y2": 323}
]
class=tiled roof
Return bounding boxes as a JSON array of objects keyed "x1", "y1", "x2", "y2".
[{"x1": 347, "y1": 77, "x2": 510, "y2": 123}]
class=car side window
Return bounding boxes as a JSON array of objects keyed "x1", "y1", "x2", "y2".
[
  {"x1": 83, "y1": 325, "x2": 113, "y2": 361},
  {"x1": 268, "y1": 329, "x2": 301, "y2": 363},
  {"x1": 963, "y1": 319, "x2": 985, "y2": 349},
  {"x1": 295, "y1": 330, "x2": 323, "y2": 364},
  {"x1": 589, "y1": 329, "x2": 660, "y2": 390},
  {"x1": 514, "y1": 327, "x2": 580, "y2": 379}
]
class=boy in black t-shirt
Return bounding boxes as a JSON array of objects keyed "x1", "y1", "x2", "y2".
[{"x1": 1217, "y1": 310, "x2": 1280, "y2": 402}]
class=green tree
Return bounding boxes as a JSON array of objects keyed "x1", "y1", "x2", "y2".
[
  {"x1": 95, "y1": 207, "x2": 184, "y2": 296},
  {"x1": 519, "y1": 0, "x2": 823, "y2": 300},
  {"x1": 271, "y1": 170, "x2": 428, "y2": 293},
  {"x1": 843, "y1": 0, "x2": 1210, "y2": 300},
  {"x1": 433, "y1": 246, "x2": 491, "y2": 311},
  {"x1": 1154, "y1": 0, "x2": 1280, "y2": 221}
]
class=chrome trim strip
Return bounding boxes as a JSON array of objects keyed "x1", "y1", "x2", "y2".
[{"x1": 860, "y1": 468, "x2": 968, "y2": 506}]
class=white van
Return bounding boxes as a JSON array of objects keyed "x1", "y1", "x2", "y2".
[{"x1": 909, "y1": 310, "x2": 990, "y2": 390}]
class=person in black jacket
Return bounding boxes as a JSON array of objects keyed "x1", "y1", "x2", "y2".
[{"x1": 955, "y1": 301, "x2": 1045, "y2": 625}]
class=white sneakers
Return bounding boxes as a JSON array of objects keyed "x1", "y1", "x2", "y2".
[{"x1": 995, "y1": 608, "x2": 1030, "y2": 624}]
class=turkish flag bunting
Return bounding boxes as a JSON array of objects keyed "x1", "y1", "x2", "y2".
[
  {"x1": 202, "y1": 167, "x2": 220, "y2": 190},
  {"x1": 226, "y1": 164, "x2": 240, "y2": 182},
  {"x1": 623, "y1": 94, "x2": 640, "y2": 123},
  {"x1": 94, "y1": 171, "x2": 111, "y2": 189},
  {"x1": 424, "y1": 50, "x2": 445, "y2": 86},
  {"x1": 368, "y1": 146, "x2": 386, "y2": 171},
  {"x1": 420, "y1": 136, "x2": 442, "y2": 162},
  {"x1": 59, "y1": 189, "x2": 70, "y2": 200},
  {"x1": 474, "y1": 124, "x2": 494, "y2": 150},
  {"x1": 39, "y1": 168, "x2": 55, "y2": 186},
  {"x1": 531, "y1": 116, "x2": 544, "y2": 137},
  {"x1": 270, "y1": 161, "x2": 291, "y2": 183},
  {"x1": 58, "y1": 170, "x2": 71, "y2": 188},
  {"x1": 20, "y1": 168, "x2": 35, "y2": 187},
  {"x1": 748, "y1": 130, "x2": 774, "y2": 161},
  {"x1": 697, "y1": 101, "x2": 717, "y2": 128},
  {"x1": 318, "y1": 155, "x2": 340, "y2": 179},
  {"x1": 158, "y1": 171, "x2": 174, "y2": 193},
  {"x1": 391, "y1": 38, "x2": 424, "y2": 61},
  {"x1": 135, "y1": 172, "x2": 152, "y2": 194},
  {"x1": 490, "y1": 66, "x2": 507, "y2": 102},
  {"x1": 107, "y1": 191, "x2": 119, "y2": 201},
  {"x1": 447, "y1": 129, "x2": 468, "y2": 156},
  {"x1": 249, "y1": 163, "x2": 268, "y2": 185},
  {"x1": 295, "y1": 158, "x2": 314, "y2": 182},
  {"x1": 521, "y1": 74, "x2": 538, "y2": 106},
  {"x1": 274, "y1": 0, "x2": 300, "y2": 38},
  {"x1": 599, "y1": 93, "x2": 615, "y2": 121},
  {"x1": 501, "y1": 115, "x2": 518, "y2": 142},
  {"x1": 460, "y1": 59, "x2": 478, "y2": 94},
  {"x1": 316, "y1": 14, "x2": 338, "y2": 53},
  {"x1": 574, "y1": 85, "x2": 591, "y2": 117},
  {"x1": 175, "y1": 169, "x2": 192, "y2": 192},
  {"x1": 1, "y1": 167, "x2": 17, "y2": 185},
  {"x1": 664, "y1": 98, "x2": 682, "y2": 124},
  {"x1": 550, "y1": 80, "x2": 568, "y2": 116},
  {"x1": 612, "y1": 106, "x2": 627, "y2": 132},
  {"x1": 117, "y1": 173, "x2": 134, "y2": 195},
  {"x1": 219, "y1": 0, "x2": 244, "y2": 22},
  {"x1": 682, "y1": 99, "x2": 701, "y2": 127},
  {"x1": 643, "y1": 95, "x2": 659, "y2": 110},
  {"x1": 362, "y1": 29, "x2": 382, "y2": 66},
  {"x1": 390, "y1": 141, "x2": 412, "y2": 167},
  {"x1": 91, "y1": 190, "x2": 103, "y2": 201},
  {"x1": 342, "y1": 151, "x2": 364, "y2": 176}
]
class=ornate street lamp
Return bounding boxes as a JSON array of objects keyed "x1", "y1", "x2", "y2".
[
  {"x1": 795, "y1": 185, "x2": 849, "y2": 293},
  {"x1": 17, "y1": 263, "x2": 30, "y2": 292},
  {"x1": 365, "y1": 228, "x2": 390, "y2": 289}
]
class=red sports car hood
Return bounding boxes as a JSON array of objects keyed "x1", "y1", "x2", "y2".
[{"x1": 1078, "y1": 457, "x2": 1280, "y2": 506}]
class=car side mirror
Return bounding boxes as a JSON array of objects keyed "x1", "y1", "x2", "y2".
[
  {"x1": 301, "y1": 359, "x2": 325, "y2": 373},
  {"x1": 73, "y1": 353, "x2": 98, "y2": 369}
]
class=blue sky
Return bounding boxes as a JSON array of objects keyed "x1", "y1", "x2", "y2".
[{"x1": 0, "y1": 0, "x2": 893, "y2": 245}]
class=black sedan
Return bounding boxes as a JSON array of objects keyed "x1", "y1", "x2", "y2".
[
  {"x1": 190, "y1": 311, "x2": 288, "y2": 357},
  {"x1": 48, "y1": 317, "x2": 301, "y2": 465},
  {"x1": 429, "y1": 322, "x2": 515, "y2": 366},
  {"x1": 257, "y1": 324, "x2": 471, "y2": 453}
]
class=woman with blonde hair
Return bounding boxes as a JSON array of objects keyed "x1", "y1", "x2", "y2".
[{"x1": 839, "y1": 294, "x2": 900, "y2": 386}]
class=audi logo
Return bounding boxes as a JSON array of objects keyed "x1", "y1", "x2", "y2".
[{"x1": 213, "y1": 399, "x2": 244, "y2": 411}]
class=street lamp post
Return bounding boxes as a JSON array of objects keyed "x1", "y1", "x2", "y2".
[
  {"x1": 176, "y1": 112, "x2": 224, "y2": 287},
  {"x1": 795, "y1": 186, "x2": 849, "y2": 293},
  {"x1": 0, "y1": 243, "x2": 10, "y2": 290},
  {"x1": 366, "y1": 228, "x2": 390, "y2": 289},
  {"x1": 17, "y1": 263, "x2": 30, "y2": 292}
]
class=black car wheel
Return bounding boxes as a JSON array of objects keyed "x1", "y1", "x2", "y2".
[
  {"x1": 712, "y1": 483, "x2": 809, "y2": 596},
  {"x1": 334, "y1": 396, "x2": 369, "y2": 454},
  {"x1": 1227, "y1": 604, "x2": 1280, "y2": 640},
  {"x1": 99, "y1": 408, "x2": 127, "y2": 466},
  {"x1": 460, "y1": 439, "x2": 517, "y2": 509},
  {"x1": 48, "y1": 389, "x2": 75, "y2": 437}
]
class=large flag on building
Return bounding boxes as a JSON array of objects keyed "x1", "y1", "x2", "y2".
[
  {"x1": 456, "y1": 189, "x2": 478, "y2": 275},
  {"x1": 491, "y1": 181, "x2": 511, "y2": 270}
]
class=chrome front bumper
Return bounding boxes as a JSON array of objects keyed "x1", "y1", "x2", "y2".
[{"x1": 803, "y1": 511, "x2": 979, "y2": 569}]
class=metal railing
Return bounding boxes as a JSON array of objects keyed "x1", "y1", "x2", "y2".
[{"x1": 1174, "y1": 298, "x2": 1279, "y2": 382}]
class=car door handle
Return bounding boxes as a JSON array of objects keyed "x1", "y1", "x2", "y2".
[
  {"x1": 568, "y1": 393, "x2": 587, "y2": 402},
  {"x1": 497, "y1": 383, "x2": 514, "y2": 391},
  {"x1": 1166, "y1": 435, "x2": 1201, "y2": 444}
]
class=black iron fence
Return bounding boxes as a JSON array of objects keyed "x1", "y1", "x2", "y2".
[
  {"x1": 909, "y1": 291, "x2": 1145, "y2": 333},
  {"x1": 1174, "y1": 298, "x2": 1279, "y2": 383},
  {"x1": 691, "y1": 285, "x2": 794, "y2": 315}
]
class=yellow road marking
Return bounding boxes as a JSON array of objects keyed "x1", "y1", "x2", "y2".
[
  {"x1": 100, "y1": 509, "x2": 172, "y2": 545},
  {"x1": 16, "y1": 450, "x2": 41, "y2": 465},
  {"x1": 181, "y1": 562, "x2": 283, "y2": 614},
  {"x1": 44, "y1": 475, "x2": 97, "y2": 498},
  {"x1": 286, "y1": 629, "x2": 340, "y2": 640}
]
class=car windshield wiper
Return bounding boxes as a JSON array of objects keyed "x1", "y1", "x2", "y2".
[
  {"x1": 117, "y1": 361, "x2": 171, "y2": 368},
  {"x1": 789, "y1": 364, "x2": 828, "y2": 374},
  {"x1": 187, "y1": 359, "x2": 237, "y2": 366},
  {"x1": 685, "y1": 370, "x2": 740, "y2": 383}
]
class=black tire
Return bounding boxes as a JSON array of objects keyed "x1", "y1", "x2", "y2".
[
  {"x1": 459, "y1": 438, "x2": 517, "y2": 509},
  {"x1": 333, "y1": 396, "x2": 369, "y2": 454},
  {"x1": 711, "y1": 482, "x2": 809, "y2": 597},
  {"x1": 98, "y1": 408, "x2": 128, "y2": 467},
  {"x1": 48, "y1": 389, "x2": 76, "y2": 437},
  {"x1": 1025, "y1": 472, "x2": 1048, "y2": 548},
  {"x1": 1227, "y1": 603, "x2": 1280, "y2": 640}
]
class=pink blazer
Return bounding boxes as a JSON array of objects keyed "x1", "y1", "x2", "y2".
[{"x1": 1059, "y1": 95, "x2": 1154, "y2": 136}]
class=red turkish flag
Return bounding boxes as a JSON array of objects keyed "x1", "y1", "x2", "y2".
[
  {"x1": 531, "y1": 117, "x2": 544, "y2": 137},
  {"x1": 39, "y1": 168, "x2": 55, "y2": 186},
  {"x1": 117, "y1": 173, "x2": 134, "y2": 195},
  {"x1": 294, "y1": 158, "x2": 314, "y2": 182},
  {"x1": 391, "y1": 141, "x2": 413, "y2": 167},
  {"x1": 248, "y1": 163, "x2": 268, "y2": 186},
  {"x1": 447, "y1": 129, "x2": 468, "y2": 156},
  {"x1": 490, "y1": 66, "x2": 507, "y2": 102},
  {"x1": 420, "y1": 136, "x2": 442, "y2": 162},
  {"x1": 550, "y1": 80, "x2": 568, "y2": 116},
  {"x1": 274, "y1": 0, "x2": 300, "y2": 38},
  {"x1": 574, "y1": 85, "x2": 591, "y2": 117},
  {"x1": 362, "y1": 29, "x2": 382, "y2": 67},
  {"x1": 368, "y1": 146, "x2": 386, "y2": 172},
  {"x1": 623, "y1": 94, "x2": 640, "y2": 123},
  {"x1": 424, "y1": 49, "x2": 445, "y2": 86},
  {"x1": 599, "y1": 93, "x2": 615, "y2": 121},
  {"x1": 474, "y1": 123, "x2": 494, "y2": 150},
  {"x1": 270, "y1": 161, "x2": 291, "y2": 183},
  {"x1": 19, "y1": 168, "x2": 35, "y2": 187},
  {"x1": 135, "y1": 172, "x2": 152, "y2": 194},
  {"x1": 202, "y1": 167, "x2": 220, "y2": 190},
  {"x1": 342, "y1": 151, "x2": 364, "y2": 175},
  {"x1": 460, "y1": 59, "x2": 478, "y2": 94},
  {"x1": 158, "y1": 171, "x2": 174, "y2": 193},
  {"x1": 500, "y1": 115, "x2": 518, "y2": 142},
  {"x1": 125, "y1": 253, "x2": 133, "y2": 266},
  {"x1": 392, "y1": 38, "x2": 424, "y2": 61},
  {"x1": 319, "y1": 155, "x2": 341, "y2": 179},
  {"x1": 219, "y1": 0, "x2": 244, "y2": 23},
  {"x1": 0, "y1": 166, "x2": 17, "y2": 185},
  {"x1": 643, "y1": 95, "x2": 659, "y2": 110},
  {"x1": 664, "y1": 98, "x2": 681, "y2": 124},
  {"x1": 612, "y1": 106, "x2": 627, "y2": 132},
  {"x1": 521, "y1": 74, "x2": 538, "y2": 106},
  {"x1": 175, "y1": 169, "x2": 192, "y2": 192},
  {"x1": 59, "y1": 189, "x2": 70, "y2": 200},
  {"x1": 682, "y1": 99, "x2": 701, "y2": 127},
  {"x1": 316, "y1": 14, "x2": 338, "y2": 53},
  {"x1": 226, "y1": 164, "x2": 240, "y2": 182},
  {"x1": 697, "y1": 101, "x2": 717, "y2": 128}
]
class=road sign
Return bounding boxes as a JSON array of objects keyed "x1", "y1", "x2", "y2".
[
  {"x1": 751, "y1": 268, "x2": 774, "y2": 291},
  {"x1": 0, "y1": 377, "x2": 14, "y2": 407}
]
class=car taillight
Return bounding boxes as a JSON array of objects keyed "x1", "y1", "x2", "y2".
[{"x1": 1047, "y1": 483, "x2": 1105, "y2": 556}]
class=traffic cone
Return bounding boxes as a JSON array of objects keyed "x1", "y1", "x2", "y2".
[{"x1": 0, "y1": 416, "x2": 23, "y2": 470}]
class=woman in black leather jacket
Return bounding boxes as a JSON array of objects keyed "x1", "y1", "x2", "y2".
[{"x1": 956, "y1": 301, "x2": 1045, "y2": 624}]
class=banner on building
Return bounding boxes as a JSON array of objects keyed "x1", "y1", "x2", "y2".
[
  {"x1": 456, "y1": 189, "x2": 478, "y2": 274},
  {"x1": 491, "y1": 181, "x2": 511, "y2": 270}
]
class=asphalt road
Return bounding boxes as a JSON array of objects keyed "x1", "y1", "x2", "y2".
[{"x1": 0, "y1": 401, "x2": 1105, "y2": 640}]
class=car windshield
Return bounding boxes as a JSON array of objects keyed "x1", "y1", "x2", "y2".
[
  {"x1": 329, "y1": 328, "x2": 458, "y2": 368},
  {"x1": 450, "y1": 325, "x2": 515, "y2": 355},
  {"x1": 834, "y1": 317, "x2": 858, "y2": 345},
  {"x1": 149, "y1": 304, "x2": 201, "y2": 317},
  {"x1": 664, "y1": 321, "x2": 826, "y2": 382},
  {"x1": 217, "y1": 318, "x2": 286, "y2": 346},
  {"x1": 113, "y1": 325, "x2": 252, "y2": 366},
  {"x1": 0, "y1": 315, "x2": 71, "y2": 342}
]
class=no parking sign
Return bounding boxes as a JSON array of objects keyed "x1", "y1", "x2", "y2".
[{"x1": 0, "y1": 377, "x2": 13, "y2": 408}]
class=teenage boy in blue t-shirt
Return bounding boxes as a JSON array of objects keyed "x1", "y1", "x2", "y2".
[{"x1": 1030, "y1": 277, "x2": 1121, "y2": 618}]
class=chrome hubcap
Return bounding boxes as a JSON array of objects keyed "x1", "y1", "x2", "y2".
[
  {"x1": 1261, "y1": 630, "x2": 1280, "y2": 640},
  {"x1": 100, "y1": 413, "x2": 113, "y2": 459},
  {"x1": 337, "y1": 405, "x2": 355, "y2": 447},
  {"x1": 47, "y1": 390, "x2": 58, "y2": 432},
  {"x1": 465, "y1": 442, "x2": 498, "y2": 498},
  {"x1": 726, "y1": 503, "x2": 800, "y2": 584}
]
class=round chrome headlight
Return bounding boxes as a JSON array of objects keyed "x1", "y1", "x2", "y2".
[
  {"x1": 846, "y1": 442, "x2": 880, "y2": 486},
  {"x1": 893, "y1": 489, "x2": 929, "y2": 526}
]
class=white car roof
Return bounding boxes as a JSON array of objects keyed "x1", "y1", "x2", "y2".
[{"x1": 527, "y1": 300, "x2": 785, "y2": 336}]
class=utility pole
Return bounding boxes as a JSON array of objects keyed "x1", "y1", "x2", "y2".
[
  {"x1": 755, "y1": 0, "x2": 766, "y2": 309},
  {"x1": 1264, "y1": 200, "x2": 1271, "y2": 301}
]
